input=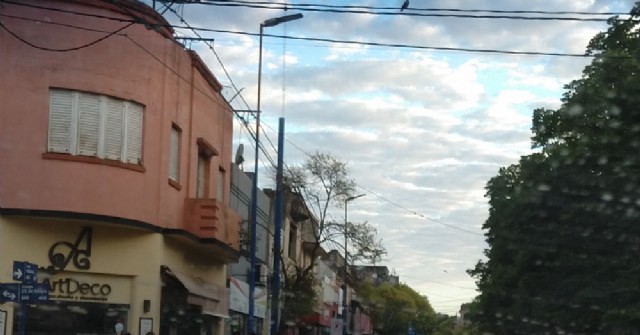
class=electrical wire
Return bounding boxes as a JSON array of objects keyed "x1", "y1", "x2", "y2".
[
  {"x1": 0, "y1": 20, "x2": 133, "y2": 52},
  {"x1": 2, "y1": 1, "x2": 622, "y2": 58},
  {"x1": 122, "y1": 35, "x2": 238, "y2": 113},
  {"x1": 7, "y1": 0, "x2": 625, "y2": 245},
  {"x1": 259, "y1": 121, "x2": 484, "y2": 237},
  {"x1": 0, "y1": 12, "x2": 239, "y2": 117},
  {"x1": 255, "y1": 32, "x2": 596, "y2": 58},
  {"x1": 1, "y1": 1, "x2": 485, "y2": 312},
  {"x1": 159, "y1": 2, "x2": 279, "y2": 170},
  {"x1": 356, "y1": 184, "x2": 484, "y2": 236},
  {"x1": 1, "y1": 9, "x2": 258, "y2": 143},
  {"x1": 199, "y1": 0, "x2": 629, "y2": 16},
  {"x1": 193, "y1": 1, "x2": 624, "y2": 22}
]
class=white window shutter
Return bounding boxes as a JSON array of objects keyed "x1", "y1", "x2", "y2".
[
  {"x1": 104, "y1": 97, "x2": 124, "y2": 160},
  {"x1": 48, "y1": 89, "x2": 144, "y2": 166},
  {"x1": 77, "y1": 92, "x2": 101, "y2": 156},
  {"x1": 125, "y1": 102, "x2": 143, "y2": 164},
  {"x1": 48, "y1": 89, "x2": 73, "y2": 153},
  {"x1": 169, "y1": 127, "x2": 180, "y2": 181}
]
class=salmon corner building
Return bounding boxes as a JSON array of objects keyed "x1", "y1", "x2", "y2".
[{"x1": 0, "y1": 1, "x2": 241, "y2": 334}]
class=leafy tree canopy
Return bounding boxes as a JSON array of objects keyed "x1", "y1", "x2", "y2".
[
  {"x1": 358, "y1": 282, "x2": 440, "y2": 335},
  {"x1": 469, "y1": 3, "x2": 640, "y2": 334},
  {"x1": 276, "y1": 152, "x2": 386, "y2": 331}
]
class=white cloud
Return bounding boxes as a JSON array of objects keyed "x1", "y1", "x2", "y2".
[{"x1": 173, "y1": 0, "x2": 637, "y2": 315}]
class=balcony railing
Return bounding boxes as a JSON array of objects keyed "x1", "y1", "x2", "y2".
[{"x1": 184, "y1": 198, "x2": 241, "y2": 251}]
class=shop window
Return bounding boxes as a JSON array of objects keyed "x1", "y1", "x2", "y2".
[
  {"x1": 195, "y1": 138, "x2": 219, "y2": 198},
  {"x1": 17, "y1": 302, "x2": 129, "y2": 335},
  {"x1": 169, "y1": 124, "x2": 181, "y2": 188},
  {"x1": 48, "y1": 88, "x2": 144, "y2": 164},
  {"x1": 161, "y1": 270, "x2": 219, "y2": 335}
]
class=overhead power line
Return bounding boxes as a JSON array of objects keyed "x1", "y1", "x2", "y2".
[
  {"x1": 0, "y1": 9, "x2": 278, "y2": 172},
  {"x1": 158, "y1": 3, "x2": 280, "y2": 170},
  {"x1": 195, "y1": 0, "x2": 626, "y2": 22},
  {"x1": 2, "y1": 1, "x2": 615, "y2": 58},
  {"x1": 0, "y1": 19, "x2": 133, "y2": 51},
  {"x1": 255, "y1": 32, "x2": 595, "y2": 58},
  {"x1": 258, "y1": 121, "x2": 484, "y2": 238},
  {"x1": 0, "y1": 2, "x2": 614, "y2": 240},
  {"x1": 199, "y1": 0, "x2": 629, "y2": 16}
]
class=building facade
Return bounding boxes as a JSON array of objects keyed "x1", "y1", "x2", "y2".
[
  {"x1": 229, "y1": 163, "x2": 274, "y2": 335},
  {"x1": 323, "y1": 252, "x2": 374, "y2": 335},
  {"x1": 300, "y1": 259, "x2": 340, "y2": 335},
  {"x1": 0, "y1": 1, "x2": 239, "y2": 334},
  {"x1": 352, "y1": 266, "x2": 399, "y2": 288}
]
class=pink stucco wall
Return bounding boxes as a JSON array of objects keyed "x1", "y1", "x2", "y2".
[{"x1": 0, "y1": 0, "x2": 235, "y2": 230}]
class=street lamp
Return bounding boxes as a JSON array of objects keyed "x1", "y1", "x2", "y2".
[
  {"x1": 249, "y1": 12, "x2": 303, "y2": 335},
  {"x1": 343, "y1": 194, "x2": 366, "y2": 335}
]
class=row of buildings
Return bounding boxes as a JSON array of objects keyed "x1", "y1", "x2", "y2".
[{"x1": 0, "y1": 1, "x2": 399, "y2": 335}]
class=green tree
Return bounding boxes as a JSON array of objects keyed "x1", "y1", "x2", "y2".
[
  {"x1": 358, "y1": 282, "x2": 438, "y2": 335},
  {"x1": 469, "y1": 3, "x2": 640, "y2": 334},
  {"x1": 276, "y1": 152, "x2": 387, "y2": 330}
]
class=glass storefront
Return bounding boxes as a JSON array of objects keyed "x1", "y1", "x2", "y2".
[
  {"x1": 160, "y1": 270, "x2": 221, "y2": 335},
  {"x1": 160, "y1": 302, "x2": 217, "y2": 335},
  {"x1": 13, "y1": 301, "x2": 129, "y2": 335},
  {"x1": 228, "y1": 312, "x2": 263, "y2": 335}
]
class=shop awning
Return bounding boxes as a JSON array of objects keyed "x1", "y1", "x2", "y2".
[
  {"x1": 188, "y1": 295, "x2": 230, "y2": 319},
  {"x1": 201, "y1": 310, "x2": 231, "y2": 319},
  {"x1": 171, "y1": 270, "x2": 221, "y2": 302},
  {"x1": 165, "y1": 267, "x2": 230, "y2": 318}
]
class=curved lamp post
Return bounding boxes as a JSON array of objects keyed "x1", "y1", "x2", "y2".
[{"x1": 249, "y1": 12, "x2": 303, "y2": 335}]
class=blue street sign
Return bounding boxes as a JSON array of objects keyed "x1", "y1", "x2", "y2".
[
  {"x1": 20, "y1": 283, "x2": 49, "y2": 303},
  {"x1": 12, "y1": 261, "x2": 38, "y2": 283},
  {"x1": 12, "y1": 261, "x2": 25, "y2": 281},
  {"x1": 0, "y1": 283, "x2": 21, "y2": 302}
]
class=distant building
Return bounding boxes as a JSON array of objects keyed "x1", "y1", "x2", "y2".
[
  {"x1": 228, "y1": 165, "x2": 274, "y2": 335},
  {"x1": 457, "y1": 303, "x2": 472, "y2": 327},
  {"x1": 300, "y1": 259, "x2": 340, "y2": 335},
  {"x1": 323, "y1": 251, "x2": 373, "y2": 335},
  {"x1": 352, "y1": 266, "x2": 400, "y2": 287}
]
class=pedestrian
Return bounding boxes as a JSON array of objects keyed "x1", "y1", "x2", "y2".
[
  {"x1": 146, "y1": 332, "x2": 156, "y2": 335},
  {"x1": 114, "y1": 321, "x2": 124, "y2": 335}
]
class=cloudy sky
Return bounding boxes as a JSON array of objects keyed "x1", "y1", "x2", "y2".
[{"x1": 154, "y1": 0, "x2": 636, "y2": 315}]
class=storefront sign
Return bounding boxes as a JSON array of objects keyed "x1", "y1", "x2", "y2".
[
  {"x1": 13, "y1": 261, "x2": 38, "y2": 283},
  {"x1": 0, "y1": 284, "x2": 20, "y2": 302},
  {"x1": 41, "y1": 272, "x2": 131, "y2": 304},
  {"x1": 20, "y1": 283, "x2": 49, "y2": 303},
  {"x1": 43, "y1": 277, "x2": 111, "y2": 301},
  {"x1": 44, "y1": 227, "x2": 92, "y2": 273},
  {"x1": 1, "y1": 261, "x2": 50, "y2": 304},
  {"x1": 229, "y1": 277, "x2": 267, "y2": 318}
]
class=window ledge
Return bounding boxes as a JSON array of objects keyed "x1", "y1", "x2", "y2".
[
  {"x1": 168, "y1": 178, "x2": 182, "y2": 190},
  {"x1": 42, "y1": 152, "x2": 146, "y2": 172}
]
